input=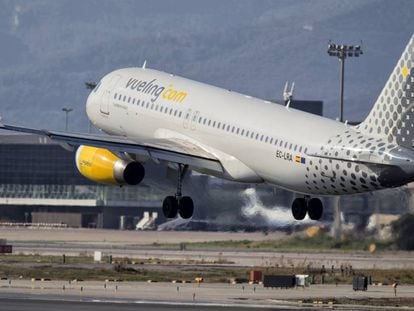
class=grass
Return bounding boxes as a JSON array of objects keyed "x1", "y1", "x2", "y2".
[
  {"x1": 1, "y1": 262, "x2": 414, "y2": 284},
  {"x1": 172, "y1": 234, "x2": 394, "y2": 252},
  {"x1": 1, "y1": 253, "x2": 414, "y2": 284},
  {"x1": 0, "y1": 263, "x2": 248, "y2": 283}
]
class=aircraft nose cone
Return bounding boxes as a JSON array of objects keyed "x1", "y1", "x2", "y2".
[{"x1": 86, "y1": 90, "x2": 99, "y2": 123}]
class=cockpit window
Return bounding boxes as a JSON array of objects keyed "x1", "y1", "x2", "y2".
[{"x1": 93, "y1": 81, "x2": 102, "y2": 93}]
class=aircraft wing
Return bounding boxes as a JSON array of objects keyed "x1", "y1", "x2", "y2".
[{"x1": 0, "y1": 124, "x2": 223, "y2": 173}]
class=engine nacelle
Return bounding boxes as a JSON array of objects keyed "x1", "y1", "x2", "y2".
[{"x1": 75, "y1": 145, "x2": 145, "y2": 185}]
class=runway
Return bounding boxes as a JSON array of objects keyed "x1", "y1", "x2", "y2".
[
  {"x1": 0, "y1": 280, "x2": 412, "y2": 305},
  {"x1": 0, "y1": 298, "x2": 292, "y2": 311}
]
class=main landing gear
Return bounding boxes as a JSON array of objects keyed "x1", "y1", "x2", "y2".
[
  {"x1": 162, "y1": 164, "x2": 194, "y2": 219},
  {"x1": 291, "y1": 197, "x2": 323, "y2": 221}
]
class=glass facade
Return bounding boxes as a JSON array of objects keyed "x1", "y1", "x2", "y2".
[{"x1": 0, "y1": 134, "x2": 167, "y2": 203}]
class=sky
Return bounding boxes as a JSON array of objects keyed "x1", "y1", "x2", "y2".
[{"x1": 0, "y1": 0, "x2": 413, "y2": 131}]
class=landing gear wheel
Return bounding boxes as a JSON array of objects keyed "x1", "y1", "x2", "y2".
[
  {"x1": 292, "y1": 198, "x2": 307, "y2": 220},
  {"x1": 178, "y1": 196, "x2": 194, "y2": 219},
  {"x1": 307, "y1": 198, "x2": 323, "y2": 220},
  {"x1": 162, "y1": 196, "x2": 178, "y2": 218}
]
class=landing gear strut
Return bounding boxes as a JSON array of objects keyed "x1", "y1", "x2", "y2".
[
  {"x1": 162, "y1": 164, "x2": 194, "y2": 219},
  {"x1": 291, "y1": 197, "x2": 323, "y2": 221}
]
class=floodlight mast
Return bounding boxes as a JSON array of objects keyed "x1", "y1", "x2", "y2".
[
  {"x1": 62, "y1": 107, "x2": 73, "y2": 131},
  {"x1": 327, "y1": 42, "x2": 363, "y2": 123}
]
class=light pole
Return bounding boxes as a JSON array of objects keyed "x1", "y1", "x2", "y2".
[
  {"x1": 327, "y1": 42, "x2": 362, "y2": 239},
  {"x1": 327, "y1": 43, "x2": 363, "y2": 122},
  {"x1": 62, "y1": 107, "x2": 73, "y2": 131}
]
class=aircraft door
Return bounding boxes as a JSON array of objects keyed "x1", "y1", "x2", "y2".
[
  {"x1": 190, "y1": 111, "x2": 200, "y2": 130},
  {"x1": 100, "y1": 74, "x2": 121, "y2": 115},
  {"x1": 183, "y1": 108, "x2": 192, "y2": 129}
]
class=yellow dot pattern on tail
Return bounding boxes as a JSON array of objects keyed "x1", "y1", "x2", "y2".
[{"x1": 356, "y1": 34, "x2": 414, "y2": 148}]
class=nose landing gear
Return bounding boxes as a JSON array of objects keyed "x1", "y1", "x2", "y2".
[
  {"x1": 291, "y1": 197, "x2": 323, "y2": 221},
  {"x1": 162, "y1": 164, "x2": 194, "y2": 219}
]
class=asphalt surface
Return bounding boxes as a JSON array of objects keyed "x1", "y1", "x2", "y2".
[
  {"x1": 0, "y1": 280, "x2": 413, "y2": 303},
  {"x1": 0, "y1": 228, "x2": 285, "y2": 244},
  {"x1": 0, "y1": 298, "x2": 293, "y2": 311}
]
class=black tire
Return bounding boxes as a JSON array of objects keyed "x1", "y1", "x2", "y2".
[
  {"x1": 178, "y1": 196, "x2": 194, "y2": 219},
  {"x1": 162, "y1": 196, "x2": 178, "y2": 218},
  {"x1": 291, "y1": 198, "x2": 307, "y2": 220},
  {"x1": 307, "y1": 198, "x2": 323, "y2": 220}
]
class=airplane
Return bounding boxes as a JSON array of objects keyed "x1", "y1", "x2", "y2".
[{"x1": 1, "y1": 34, "x2": 413, "y2": 221}]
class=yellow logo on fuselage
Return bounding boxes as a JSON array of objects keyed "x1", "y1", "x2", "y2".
[{"x1": 162, "y1": 84, "x2": 187, "y2": 103}]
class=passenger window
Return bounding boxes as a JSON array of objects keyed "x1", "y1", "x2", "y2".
[
  {"x1": 208, "y1": 120, "x2": 211, "y2": 126},
  {"x1": 265, "y1": 136, "x2": 269, "y2": 143},
  {"x1": 114, "y1": 93, "x2": 117, "y2": 99},
  {"x1": 128, "y1": 97, "x2": 131, "y2": 103},
  {"x1": 274, "y1": 139, "x2": 278, "y2": 145},
  {"x1": 118, "y1": 94, "x2": 122, "y2": 100},
  {"x1": 146, "y1": 102, "x2": 149, "y2": 108},
  {"x1": 217, "y1": 122, "x2": 221, "y2": 128},
  {"x1": 299, "y1": 146, "x2": 303, "y2": 153},
  {"x1": 169, "y1": 108, "x2": 173, "y2": 114},
  {"x1": 227, "y1": 125, "x2": 231, "y2": 132},
  {"x1": 260, "y1": 135, "x2": 264, "y2": 141},
  {"x1": 151, "y1": 103, "x2": 154, "y2": 110},
  {"x1": 270, "y1": 138, "x2": 273, "y2": 144},
  {"x1": 213, "y1": 121, "x2": 216, "y2": 127},
  {"x1": 289, "y1": 143, "x2": 292, "y2": 149},
  {"x1": 251, "y1": 132, "x2": 254, "y2": 139},
  {"x1": 284, "y1": 142, "x2": 288, "y2": 148},
  {"x1": 179, "y1": 111, "x2": 182, "y2": 118},
  {"x1": 241, "y1": 129, "x2": 245, "y2": 136},
  {"x1": 256, "y1": 133, "x2": 259, "y2": 140},
  {"x1": 132, "y1": 98, "x2": 136, "y2": 104},
  {"x1": 222, "y1": 123, "x2": 226, "y2": 130},
  {"x1": 203, "y1": 118, "x2": 207, "y2": 125},
  {"x1": 199, "y1": 117, "x2": 202, "y2": 123},
  {"x1": 294, "y1": 145, "x2": 297, "y2": 151},
  {"x1": 280, "y1": 140, "x2": 283, "y2": 147},
  {"x1": 123, "y1": 96, "x2": 127, "y2": 102},
  {"x1": 174, "y1": 110, "x2": 177, "y2": 116}
]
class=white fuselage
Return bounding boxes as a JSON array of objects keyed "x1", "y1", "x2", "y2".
[{"x1": 86, "y1": 68, "x2": 412, "y2": 196}]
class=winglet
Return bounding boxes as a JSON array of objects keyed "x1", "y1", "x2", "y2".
[{"x1": 142, "y1": 60, "x2": 147, "y2": 69}]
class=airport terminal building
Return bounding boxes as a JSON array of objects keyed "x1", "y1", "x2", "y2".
[{"x1": 0, "y1": 134, "x2": 165, "y2": 229}]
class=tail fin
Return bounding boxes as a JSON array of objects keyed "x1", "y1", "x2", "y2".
[{"x1": 356, "y1": 34, "x2": 414, "y2": 147}]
